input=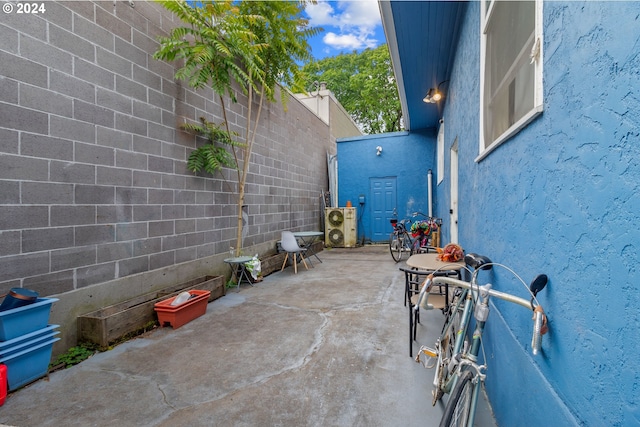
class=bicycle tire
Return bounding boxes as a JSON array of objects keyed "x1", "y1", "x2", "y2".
[
  {"x1": 439, "y1": 370, "x2": 475, "y2": 427},
  {"x1": 389, "y1": 232, "x2": 403, "y2": 262},
  {"x1": 400, "y1": 231, "x2": 413, "y2": 260}
]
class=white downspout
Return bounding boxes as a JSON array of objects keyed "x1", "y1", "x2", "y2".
[{"x1": 427, "y1": 169, "x2": 433, "y2": 217}]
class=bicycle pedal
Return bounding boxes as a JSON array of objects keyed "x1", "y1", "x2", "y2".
[
  {"x1": 416, "y1": 346, "x2": 438, "y2": 368},
  {"x1": 419, "y1": 346, "x2": 438, "y2": 358}
]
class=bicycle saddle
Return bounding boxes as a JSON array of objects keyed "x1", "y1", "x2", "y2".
[{"x1": 464, "y1": 253, "x2": 493, "y2": 270}]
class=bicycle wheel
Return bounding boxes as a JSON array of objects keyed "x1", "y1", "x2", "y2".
[
  {"x1": 439, "y1": 370, "x2": 475, "y2": 427},
  {"x1": 389, "y1": 232, "x2": 403, "y2": 262},
  {"x1": 400, "y1": 232, "x2": 413, "y2": 260}
]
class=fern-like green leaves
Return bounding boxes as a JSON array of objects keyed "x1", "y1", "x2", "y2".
[
  {"x1": 183, "y1": 118, "x2": 242, "y2": 175},
  {"x1": 154, "y1": 0, "x2": 319, "y2": 102}
]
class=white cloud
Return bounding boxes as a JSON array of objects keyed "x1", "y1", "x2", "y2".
[
  {"x1": 323, "y1": 31, "x2": 378, "y2": 51},
  {"x1": 306, "y1": 0, "x2": 381, "y2": 52},
  {"x1": 323, "y1": 32, "x2": 364, "y2": 50},
  {"x1": 335, "y1": 0, "x2": 381, "y2": 31},
  {"x1": 305, "y1": 1, "x2": 338, "y2": 26}
]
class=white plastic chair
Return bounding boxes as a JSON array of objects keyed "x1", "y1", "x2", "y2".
[{"x1": 280, "y1": 231, "x2": 309, "y2": 274}]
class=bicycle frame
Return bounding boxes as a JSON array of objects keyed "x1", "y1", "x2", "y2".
[
  {"x1": 427, "y1": 286, "x2": 481, "y2": 395},
  {"x1": 436, "y1": 285, "x2": 488, "y2": 425}
]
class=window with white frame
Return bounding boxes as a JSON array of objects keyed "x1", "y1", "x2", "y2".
[{"x1": 479, "y1": 0, "x2": 543, "y2": 161}]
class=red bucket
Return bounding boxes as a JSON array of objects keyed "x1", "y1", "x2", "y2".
[{"x1": 0, "y1": 364, "x2": 6, "y2": 406}]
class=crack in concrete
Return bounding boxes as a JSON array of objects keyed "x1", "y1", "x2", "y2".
[{"x1": 154, "y1": 308, "x2": 332, "y2": 420}]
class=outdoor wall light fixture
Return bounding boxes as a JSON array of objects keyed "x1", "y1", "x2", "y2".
[
  {"x1": 376, "y1": 146, "x2": 383, "y2": 156},
  {"x1": 423, "y1": 80, "x2": 449, "y2": 103},
  {"x1": 423, "y1": 88, "x2": 441, "y2": 103}
]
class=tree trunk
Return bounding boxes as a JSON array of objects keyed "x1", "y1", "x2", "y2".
[
  {"x1": 235, "y1": 182, "x2": 245, "y2": 257},
  {"x1": 233, "y1": 83, "x2": 265, "y2": 257}
]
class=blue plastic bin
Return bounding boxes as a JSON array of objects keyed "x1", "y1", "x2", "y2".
[
  {"x1": 0, "y1": 325, "x2": 60, "y2": 357},
  {"x1": 0, "y1": 336, "x2": 60, "y2": 391},
  {"x1": 0, "y1": 298, "x2": 58, "y2": 341}
]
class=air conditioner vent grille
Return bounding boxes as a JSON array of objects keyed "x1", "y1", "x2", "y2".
[
  {"x1": 327, "y1": 209, "x2": 344, "y2": 227},
  {"x1": 328, "y1": 229, "x2": 344, "y2": 245}
]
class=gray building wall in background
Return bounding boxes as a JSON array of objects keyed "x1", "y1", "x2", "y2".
[{"x1": 0, "y1": 1, "x2": 332, "y2": 351}]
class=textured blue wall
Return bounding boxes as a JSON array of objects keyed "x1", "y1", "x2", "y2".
[
  {"x1": 337, "y1": 131, "x2": 436, "y2": 242},
  {"x1": 437, "y1": 1, "x2": 640, "y2": 426}
]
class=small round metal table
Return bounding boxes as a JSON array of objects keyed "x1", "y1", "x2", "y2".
[
  {"x1": 403, "y1": 252, "x2": 466, "y2": 310},
  {"x1": 292, "y1": 231, "x2": 324, "y2": 264},
  {"x1": 224, "y1": 256, "x2": 254, "y2": 288},
  {"x1": 405, "y1": 253, "x2": 465, "y2": 272}
]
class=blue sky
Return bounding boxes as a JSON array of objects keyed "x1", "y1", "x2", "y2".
[{"x1": 303, "y1": 0, "x2": 386, "y2": 60}]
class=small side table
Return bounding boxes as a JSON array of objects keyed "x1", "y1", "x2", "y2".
[
  {"x1": 224, "y1": 256, "x2": 254, "y2": 288},
  {"x1": 292, "y1": 231, "x2": 324, "y2": 265}
]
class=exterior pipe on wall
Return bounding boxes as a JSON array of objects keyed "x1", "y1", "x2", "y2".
[{"x1": 428, "y1": 169, "x2": 433, "y2": 217}]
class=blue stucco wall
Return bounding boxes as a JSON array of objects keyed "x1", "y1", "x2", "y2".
[
  {"x1": 337, "y1": 131, "x2": 436, "y2": 242},
  {"x1": 438, "y1": 1, "x2": 640, "y2": 426}
]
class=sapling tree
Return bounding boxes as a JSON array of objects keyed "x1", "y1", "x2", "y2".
[{"x1": 154, "y1": 0, "x2": 318, "y2": 256}]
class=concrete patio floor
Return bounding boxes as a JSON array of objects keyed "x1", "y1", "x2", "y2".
[{"x1": 0, "y1": 245, "x2": 496, "y2": 427}]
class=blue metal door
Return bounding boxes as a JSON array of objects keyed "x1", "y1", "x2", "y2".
[{"x1": 370, "y1": 177, "x2": 397, "y2": 242}]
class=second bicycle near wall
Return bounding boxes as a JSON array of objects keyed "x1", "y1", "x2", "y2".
[{"x1": 389, "y1": 211, "x2": 442, "y2": 262}]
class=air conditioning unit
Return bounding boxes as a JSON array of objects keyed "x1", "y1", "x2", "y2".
[{"x1": 325, "y1": 207, "x2": 357, "y2": 248}]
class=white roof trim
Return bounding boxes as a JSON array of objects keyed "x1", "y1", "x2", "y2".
[{"x1": 379, "y1": 1, "x2": 411, "y2": 131}]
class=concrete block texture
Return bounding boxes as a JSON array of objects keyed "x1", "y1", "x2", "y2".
[{"x1": 0, "y1": 1, "x2": 333, "y2": 317}]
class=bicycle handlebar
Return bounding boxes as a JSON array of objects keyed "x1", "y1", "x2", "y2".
[
  {"x1": 428, "y1": 276, "x2": 534, "y2": 308},
  {"x1": 419, "y1": 275, "x2": 548, "y2": 355},
  {"x1": 531, "y1": 306, "x2": 548, "y2": 355}
]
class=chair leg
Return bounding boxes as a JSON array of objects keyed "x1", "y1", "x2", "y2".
[
  {"x1": 404, "y1": 279, "x2": 408, "y2": 307},
  {"x1": 293, "y1": 254, "x2": 298, "y2": 274},
  {"x1": 409, "y1": 303, "x2": 414, "y2": 357},
  {"x1": 299, "y1": 253, "x2": 309, "y2": 270},
  {"x1": 281, "y1": 253, "x2": 289, "y2": 271}
]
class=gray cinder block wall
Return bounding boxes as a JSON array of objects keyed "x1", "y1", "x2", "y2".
[{"x1": 0, "y1": 1, "x2": 332, "y2": 352}]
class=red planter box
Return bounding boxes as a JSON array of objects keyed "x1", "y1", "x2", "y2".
[{"x1": 154, "y1": 290, "x2": 211, "y2": 329}]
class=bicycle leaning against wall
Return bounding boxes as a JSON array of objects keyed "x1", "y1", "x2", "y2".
[
  {"x1": 389, "y1": 211, "x2": 441, "y2": 262},
  {"x1": 415, "y1": 253, "x2": 549, "y2": 427}
]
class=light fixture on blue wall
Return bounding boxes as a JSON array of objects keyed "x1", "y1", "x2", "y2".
[
  {"x1": 423, "y1": 80, "x2": 449, "y2": 103},
  {"x1": 376, "y1": 146, "x2": 383, "y2": 156}
]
